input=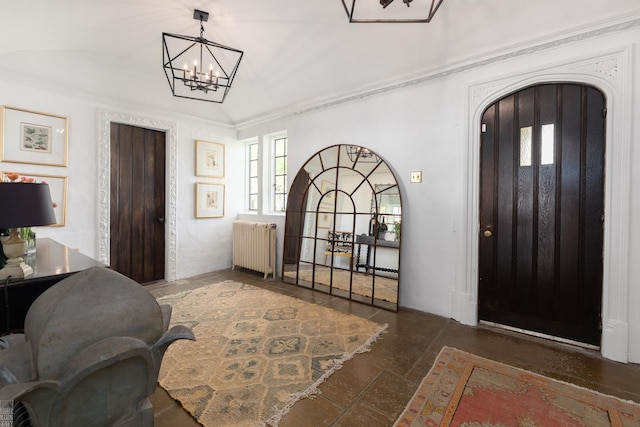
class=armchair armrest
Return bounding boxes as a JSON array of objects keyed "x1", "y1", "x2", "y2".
[{"x1": 60, "y1": 336, "x2": 155, "y2": 391}]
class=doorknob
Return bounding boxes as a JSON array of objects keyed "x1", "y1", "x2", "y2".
[
  {"x1": 482, "y1": 227, "x2": 492, "y2": 238},
  {"x1": 158, "y1": 218, "x2": 165, "y2": 223}
]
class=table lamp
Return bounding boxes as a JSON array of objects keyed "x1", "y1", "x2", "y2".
[{"x1": 0, "y1": 182, "x2": 56, "y2": 280}]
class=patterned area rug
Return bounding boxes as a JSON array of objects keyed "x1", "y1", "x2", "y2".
[
  {"x1": 395, "y1": 347, "x2": 640, "y2": 426},
  {"x1": 283, "y1": 266, "x2": 398, "y2": 303},
  {"x1": 158, "y1": 281, "x2": 387, "y2": 427}
]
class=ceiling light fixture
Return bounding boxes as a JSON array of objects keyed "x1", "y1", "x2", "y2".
[
  {"x1": 162, "y1": 9, "x2": 243, "y2": 103},
  {"x1": 342, "y1": 0, "x2": 444, "y2": 23},
  {"x1": 346, "y1": 145, "x2": 380, "y2": 163}
]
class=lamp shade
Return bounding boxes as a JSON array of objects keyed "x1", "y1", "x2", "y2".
[{"x1": 0, "y1": 183, "x2": 57, "y2": 228}]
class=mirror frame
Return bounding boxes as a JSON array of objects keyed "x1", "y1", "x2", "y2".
[{"x1": 282, "y1": 144, "x2": 402, "y2": 311}]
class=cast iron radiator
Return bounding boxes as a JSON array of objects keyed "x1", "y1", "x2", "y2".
[{"x1": 232, "y1": 221, "x2": 277, "y2": 279}]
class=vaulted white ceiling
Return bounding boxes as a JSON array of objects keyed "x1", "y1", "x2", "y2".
[{"x1": 1, "y1": 1, "x2": 638, "y2": 126}]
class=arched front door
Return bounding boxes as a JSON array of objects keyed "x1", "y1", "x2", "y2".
[{"x1": 478, "y1": 83, "x2": 605, "y2": 346}]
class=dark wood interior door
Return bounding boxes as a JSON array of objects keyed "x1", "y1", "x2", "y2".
[
  {"x1": 110, "y1": 123, "x2": 166, "y2": 283},
  {"x1": 479, "y1": 83, "x2": 605, "y2": 346}
]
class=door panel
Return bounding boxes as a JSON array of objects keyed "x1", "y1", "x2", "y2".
[
  {"x1": 479, "y1": 84, "x2": 605, "y2": 346},
  {"x1": 110, "y1": 123, "x2": 166, "y2": 283}
]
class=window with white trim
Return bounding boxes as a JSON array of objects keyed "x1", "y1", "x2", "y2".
[
  {"x1": 248, "y1": 141, "x2": 259, "y2": 211},
  {"x1": 244, "y1": 132, "x2": 287, "y2": 214},
  {"x1": 272, "y1": 136, "x2": 287, "y2": 212}
]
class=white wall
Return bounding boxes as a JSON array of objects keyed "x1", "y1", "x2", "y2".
[
  {"x1": 0, "y1": 77, "x2": 243, "y2": 281},
  {"x1": 239, "y1": 23, "x2": 640, "y2": 363},
  {"x1": 0, "y1": 81, "x2": 100, "y2": 253},
  {"x1": 285, "y1": 79, "x2": 461, "y2": 318},
  {"x1": 173, "y1": 120, "x2": 240, "y2": 278},
  {"x1": 2, "y1": 15, "x2": 638, "y2": 363}
]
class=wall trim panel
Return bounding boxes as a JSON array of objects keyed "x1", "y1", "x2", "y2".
[
  {"x1": 98, "y1": 110, "x2": 178, "y2": 282},
  {"x1": 458, "y1": 46, "x2": 632, "y2": 362}
]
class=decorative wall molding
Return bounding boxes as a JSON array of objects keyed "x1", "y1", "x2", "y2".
[
  {"x1": 459, "y1": 46, "x2": 632, "y2": 362},
  {"x1": 237, "y1": 15, "x2": 640, "y2": 130},
  {"x1": 97, "y1": 110, "x2": 178, "y2": 282}
]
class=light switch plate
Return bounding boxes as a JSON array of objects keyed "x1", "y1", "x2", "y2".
[{"x1": 410, "y1": 171, "x2": 422, "y2": 183}]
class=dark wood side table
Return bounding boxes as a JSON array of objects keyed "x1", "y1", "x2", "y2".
[
  {"x1": 355, "y1": 234, "x2": 400, "y2": 274},
  {"x1": 1, "y1": 238, "x2": 106, "y2": 334}
]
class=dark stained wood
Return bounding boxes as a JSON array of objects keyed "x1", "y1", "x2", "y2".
[
  {"x1": 1, "y1": 238, "x2": 106, "y2": 333},
  {"x1": 479, "y1": 83, "x2": 605, "y2": 346},
  {"x1": 283, "y1": 168, "x2": 310, "y2": 266},
  {"x1": 515, "y1": 88, "x2": 533, "y2": 315},
  {"x1": 110, "y1": 123, "x2": 166, "y2": 283}
]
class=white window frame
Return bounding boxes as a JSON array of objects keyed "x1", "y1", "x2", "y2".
[
  {"x1": 243, "y1": 131, "x2": 287, "y2": 214},
  {"x1": 244, "y1": 137, "x2": 260, "y2": 212},
  {"x1": 268, "y1": 131, "x2": 288, "y2": 213}
]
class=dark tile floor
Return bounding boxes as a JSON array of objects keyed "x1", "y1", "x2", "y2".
[{"x1": 147, "y1": 268, "x2": 640, "y2": 426}]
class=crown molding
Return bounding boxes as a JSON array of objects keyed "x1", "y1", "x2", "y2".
[{"x1": 235, "y1": 12, "x2": 640, "y2": 131}]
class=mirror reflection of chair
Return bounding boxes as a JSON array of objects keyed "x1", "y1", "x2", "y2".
[{"x1": 324, "y1": 231, "x2": 354, "y2": 270}]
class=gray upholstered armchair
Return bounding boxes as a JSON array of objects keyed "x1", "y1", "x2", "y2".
[{"x1": 0, "y1": 266, "x2": 194, "y2": 426}]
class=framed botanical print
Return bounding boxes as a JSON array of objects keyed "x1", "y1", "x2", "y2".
[
  {"x1": 320, "y1": 179, "x2": 336, "y2": 208},
  {"x1": 196, "y1": 140, "x2": 225, "y2": 178},
  {"x1": 2, "y1": 171, "x2": 68, "y2": 226},
  {"x1": 1, "y1": 106, "x2": 69, "y2": 167},
  {"x1": 317, "y1": 211, "x2": 333, "y2": 229},
  {"x1": 195, "y1": 182, "x2": 225, "y2": 218}
]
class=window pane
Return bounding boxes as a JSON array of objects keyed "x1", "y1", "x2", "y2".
[
  {"x1": 275, "y1": 138, "x2": 286, "y2": 156},
  {"x1": 541, "y1": 124, "x2": 555, "y2": 165},
  {"x1": 272, "y1": 136, "x2": 287, "y2": 213},
  {"x1": 248, "y1": 142, "x2": 259, "y2": 211},
  {"x1": 274, "y1": 195, "x2": 285, "y2": 212},
  {"x1": 520, "y1": 126, "x2": 532, "y2": 167}
]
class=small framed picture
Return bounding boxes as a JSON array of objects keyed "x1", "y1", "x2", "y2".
[
  {"x1": 320, "y1": 179, "x2": 336, "y2": 209},
  {"x1": 1, "y1": 106, "x2": 69, "y2": 167},
  {"x1": 317, "y1": 211, "x2": 333, "y2": 229},
  {"x1": 196, "y1": 140, "x2": 225, "y2": 178},
  {"x1": 2, "y1": 172, "x2": 68, "y2": 226},
  {"x1": 195, "y1": 182, "x2": 225, "y2": 218}
]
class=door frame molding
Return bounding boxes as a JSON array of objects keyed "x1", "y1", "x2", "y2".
[
  {"x1": 97, "y1": 110, "x2": 178, "y2": 281},
  {"x1": 456, "y1": 46, "x2": 632, "y2": 362}
]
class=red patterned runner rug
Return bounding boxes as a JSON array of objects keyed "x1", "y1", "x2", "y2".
[{"x1": 395, "y1": 346, "x2": 640, "y2": 426}]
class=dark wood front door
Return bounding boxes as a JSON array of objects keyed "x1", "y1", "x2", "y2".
[
  {"x1": 110, "y1": 123, "x2": 166, "y2": 283},
  {"x1": 479, "y1": 83, "x2": 605, "y2": 346}
]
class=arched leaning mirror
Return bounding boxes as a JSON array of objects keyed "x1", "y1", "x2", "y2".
[{"x1": 282, "y1": 144, "x2": 401, "y2": 311}]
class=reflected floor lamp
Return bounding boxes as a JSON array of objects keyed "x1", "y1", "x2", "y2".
[{"x1": 0, "y1": 182, "x2": 56, "y2": 280}]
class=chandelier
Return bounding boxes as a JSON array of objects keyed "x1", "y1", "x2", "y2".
[
  {"x1": 162, "y1": 10, "x2": 243, "y2": 103},
  {"x1": 342, "y1": 0, "x2": 444, "y2": 23},
  {"x1": 346, "y1": 145, "x2": 380, "y2": 163}
]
